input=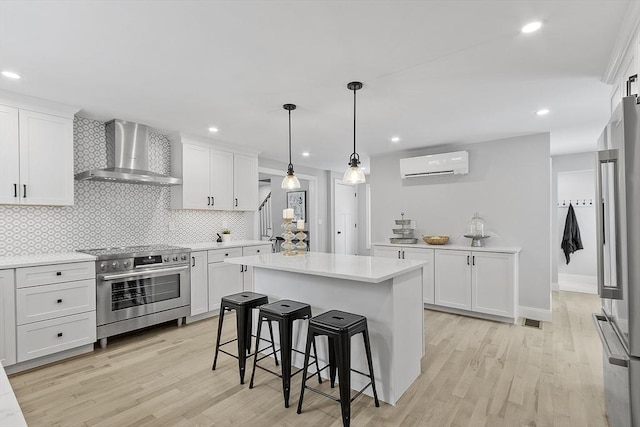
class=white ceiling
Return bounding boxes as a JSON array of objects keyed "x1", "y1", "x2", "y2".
[{"x1": 0, "y1": 1, "x2": 630, "y2": 173}]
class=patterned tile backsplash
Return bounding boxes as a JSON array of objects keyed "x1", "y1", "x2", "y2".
[{"x1": 0, "y1": 117, "x2": 248, "y2": 256}]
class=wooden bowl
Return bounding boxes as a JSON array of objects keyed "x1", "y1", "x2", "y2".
[{"x1": 423, "y1": 235, "x2": 449, "y2": 245}]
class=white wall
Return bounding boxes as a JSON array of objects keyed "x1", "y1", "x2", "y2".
[{"x1": 370, "y1": 133, "x2": 551, "y2": 317}]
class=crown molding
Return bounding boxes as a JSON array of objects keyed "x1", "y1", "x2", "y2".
[
  {"x1": 603, "y1": 1, "x2": 640, "y2": 84},
  {"x1": 0, "y1": 90, "x2": 79, "y2": 118}
]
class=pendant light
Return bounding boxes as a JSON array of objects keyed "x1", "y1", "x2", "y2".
[
  {"x1": 343, "y1": 81, "x2": 366, "y2": 184},
  {"x1": 281, "y1": 103, "x2": 301, "y2": 189}
]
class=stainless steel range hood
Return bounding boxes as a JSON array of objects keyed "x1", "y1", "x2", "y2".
[{"x1": 75, "y1": 119, "x2": 182, "y2": 186}]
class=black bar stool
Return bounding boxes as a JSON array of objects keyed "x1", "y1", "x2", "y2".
[
  {"x1": 297, "y1": 310, "x2": 380, "y2": 427},
  {"x1": 212, "y1": 291, "x2": 278, "y2": 384},
  {"x1": 248, "y1": 299, "x2": 323, "y2": 408}
]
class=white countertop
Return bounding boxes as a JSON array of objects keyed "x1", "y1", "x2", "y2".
[
  {"x1": 0, "y1": 252, "x2": 96, "y2": 269},
  {"x1": 373, "y1": 242, "x2": 521, "y2": 254},
  {"x1": 225, "y1": 252, "x2": 427, "y2": 283},
  {"x1": 0, "y1": 364, "x2": 27, "y2": 427},
  {"x1": 178, "y1": 240, "x2": 271, "y2": 251}
]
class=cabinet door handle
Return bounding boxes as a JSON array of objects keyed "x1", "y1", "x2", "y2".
[
  {"x1": 235, "y1": 198, "x2": 238, "y2": 207},
  {"x1": 192, "y1": 256, "x2": 195, "y2": 267},
  {"x1": 402, "y1": 251, "x2": 405, "y2": 259},
  {"x1": 211, "y1": 196, "x2": 214, "y2": 206},
  {"x1": 57, "y1": 332, "x2": 63, "y2": 338},
  {"x1": 398, "y1": 250, "x2": 401, "y2": 259},
  {"x1": 56, "y1": 272, "x2": 62, "y2": 276},
  {"x1": 207, "y1": 196, "x2": 211, "y2": 206},
  {"x1": 13, "y1": 183, "x2": 17, "y2": 198},
  {"x1": 467, "y1": 255, "x2": 470, "y2": 265},
  {"x1": 256, "y1": 250, "x2": 260, "y2": 253},
  {"x1": 57, "y1": 298, "x2": 63, "y2": 304},
  {"x1": 23, "y1": 184, "x2": 27, "y2": 198},
  {"x1": 472, "y1": 256, "x2": 475, "y2": 266}
]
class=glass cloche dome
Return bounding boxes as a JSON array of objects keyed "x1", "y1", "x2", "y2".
[{"x1": 463, "y1": 212, "x2": 490, "y2": 247}]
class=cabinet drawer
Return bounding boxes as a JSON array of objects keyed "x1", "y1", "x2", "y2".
[
  {"x1": 16, "y1": 262, "x2": 95, "y2": 288},
  {"x1": 16, "y1": 279, "x2": 96, "y2": 325},
  {"x1": 243, "y1": 245, "x2": 272, "y2": 256},
  {"x1": 17, "y1": 311, "x2": 96, "y2": 362},
  {"x1": 208, "y1": 247, "x2": 243, "y2": 263}
]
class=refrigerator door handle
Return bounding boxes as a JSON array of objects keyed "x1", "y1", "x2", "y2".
[
  {"x1": 596, "y1": 149, "x2": 624, "y2": 300},
  {"x1": 593, "y1": 313, "x2": 629, "y2": 367}
]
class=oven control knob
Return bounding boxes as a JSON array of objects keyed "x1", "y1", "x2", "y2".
[
  {"x1": 111, "y1": 261, "x2": 119, "y2": 269},
  {"x1": 123, "y1": 260, "x2": 130, "y2": 268},
  {"x1": 163, "y1": 257, "x2": 169, "y2": 262},
  {"x1": 100, "y1": 263, "x2": 107, "y2": 271},
  {"x1": 172, "y1": 256, "x2": 178, "y2": 262},
  {"x1": 181, "y1": 254, "x2": 187, "y2": 261}
]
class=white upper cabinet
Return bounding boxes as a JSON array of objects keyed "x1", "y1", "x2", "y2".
[
  {"x1": 0, "y1": 100, "x2": 76, "y2": 206},
  {"x1": 171, "y1": 137, "x2": 259, "y2": 211},
  {"x1": 180, "y1": 143, "x2": 211, "y2": 209},
  {"x1": 210, "y1": 149, "x2": 234, "y2": 210},
  {"x1": 0, "y1": 105, "x2": 20, "y2": 205},
  {"x1": 233, "y1": 153, "x2": 258, "y2": 211},
  {"x1": 18, "y1": 110, "x2": 74, "y2": 205}
]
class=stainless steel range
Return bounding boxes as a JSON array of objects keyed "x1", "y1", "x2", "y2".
[{"x1": 77, "y1": 244, "x2": 191, "y2": 348}]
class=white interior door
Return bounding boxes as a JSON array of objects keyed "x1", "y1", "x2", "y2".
[{"x1": 334, "y1": 182, "x2": 357, "y2": 255}]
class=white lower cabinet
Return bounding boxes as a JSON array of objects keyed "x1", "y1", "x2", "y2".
[
  {"x1": 435, "y1": 249, "x2": 517, "y2": 319},
  {"x1": 189, "y1": 251, "x2": 209, "y2": 316},
  {"x1": 434, "y1": 250, "x2": 472, "y2": 310},
  {"x1": 0, "y1": 269, "x2": 17, "y2": 366},
  {"x1": 189, "y1": 244, "x2": 272, "y2": 318},
  {"x1": 17, "y1": 311, "x2": 96, "y2": 362},
  {"x1": 471, "y1": 252, "x2": 516, "y2": 317},
  {"x1": 208, "y1": 262, "x2": 244, "y2": 311},
  {"x1": 14, "y1": 262, "x2": 96, "y2": 363},
  {"x1": 373, "y1": 244, "x2": 519, "y2": 322},
  {"x1": 372, "y1": 245, "x2": 434, "y2": 304}
]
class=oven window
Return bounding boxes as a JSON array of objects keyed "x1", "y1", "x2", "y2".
[{"x1": 111, "y1": 273, "x2": 181, "y2": 310}]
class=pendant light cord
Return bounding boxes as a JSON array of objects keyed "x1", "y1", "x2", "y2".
[
  {"x1": 288, "y1": 108, "x2": 293, "y2": 168},
  {"x1": 353, "y1": 87, "x2": 357, "y2": 158}
]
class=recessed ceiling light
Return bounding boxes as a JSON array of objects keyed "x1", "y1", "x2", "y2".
[
  {"x1": 536, "y1": 108, "x2": 550, "y2": 116},
  {"x1": 302, "y1": 152, "x2": 310, "y2": 157},
  {"x1": 1, "y1": 70, "x2": 22, "y2": 79},
  {"x1": 208, "y1": 127, "x2": 218, "y2": 133},
  {"x1": 391, "y1": 136, "x2": 400, "y2": 143},
  {"x1": 521, "y1": 21, "x2": 543, "y2": 34}
]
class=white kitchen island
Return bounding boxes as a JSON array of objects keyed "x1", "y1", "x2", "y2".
[{"x1": 225, "y1": 252, "x2": 427, "y2": 405}]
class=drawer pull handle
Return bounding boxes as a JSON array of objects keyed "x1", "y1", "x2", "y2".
[
  {"x1": 225, "y1": 253, "x2": 228, "y2": 256},
  {"x1": 257, "y1": 250, "x2": 260, "y2": 253},
  {"x1": 57, "y1": 332, "x2": 63, "y2": 338},
  {"x1": 56, "y1": 272, "x2": 62, "y2": 276},
  {"x1": 57, "y1": 299, "x2": 63, "y2": 304}
]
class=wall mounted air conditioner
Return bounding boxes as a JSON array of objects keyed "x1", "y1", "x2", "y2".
[{"x1": 399, "y1": 151, "x2": 469, "y2": 178}]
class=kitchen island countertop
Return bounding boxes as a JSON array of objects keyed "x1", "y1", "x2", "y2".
[{"x1": 226, "y1": 251, "x2": 427, "y2": 284}]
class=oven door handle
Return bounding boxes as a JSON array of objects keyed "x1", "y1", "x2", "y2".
[{"x1": 98, "y1": 265, "x2": 189, "y2": 281}]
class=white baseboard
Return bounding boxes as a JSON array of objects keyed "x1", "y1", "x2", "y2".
[
  {"x1": 552, "y1": 282, "x2": 560, "y2": 291},
  {"x1": 558, "y1": 273, "x2": 597, "y2": 294},
  {"x1": 518, "y1": 306, "x2": 552, "y2": 322}
]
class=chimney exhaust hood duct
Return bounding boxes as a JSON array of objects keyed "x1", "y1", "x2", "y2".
[{"x1": 75, "y1": 119, "x2": 182, "y2": 186}]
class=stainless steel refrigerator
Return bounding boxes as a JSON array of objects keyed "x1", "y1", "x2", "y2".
[{"x1": 594, "y1": 95, "x2": 640, "y2": 427}]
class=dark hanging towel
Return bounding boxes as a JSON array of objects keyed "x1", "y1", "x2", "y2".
[{"x1": 561, "y1": 203, "x2": 583, "y2": 264}]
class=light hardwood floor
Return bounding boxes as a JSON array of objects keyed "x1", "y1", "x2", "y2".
[{"x1": 9, "y1": 291, "x2": 608, "y2": 426}]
